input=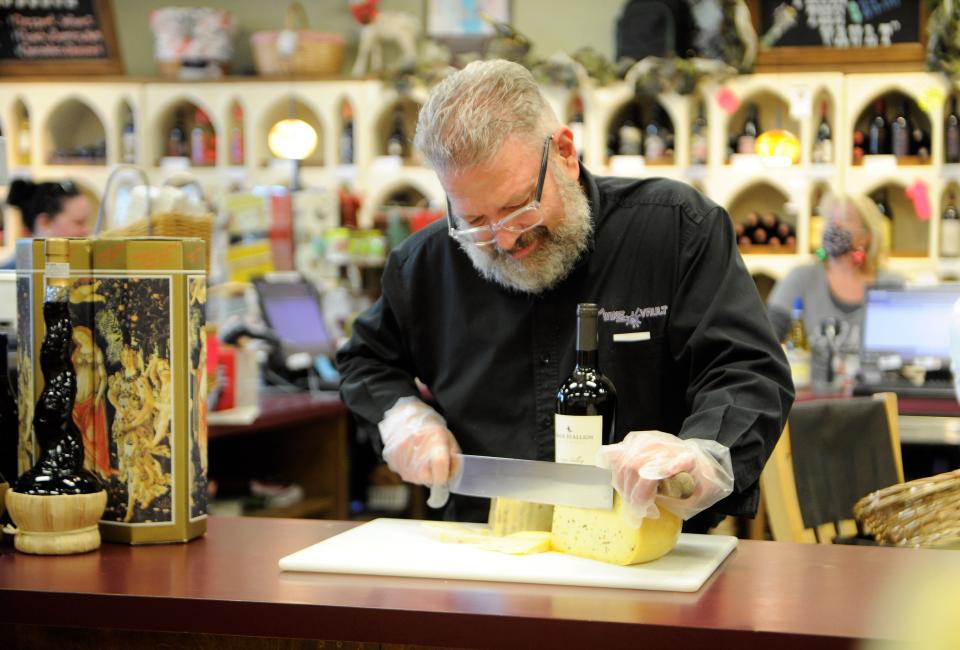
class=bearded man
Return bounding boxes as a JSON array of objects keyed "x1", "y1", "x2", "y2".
[{"x1": 337, "y1": 60, "x2": 793, "y2": 532}]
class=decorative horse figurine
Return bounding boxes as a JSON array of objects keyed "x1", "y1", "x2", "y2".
[{"x1": 351, "y1": 0, "x2": 419, "y2": 77}]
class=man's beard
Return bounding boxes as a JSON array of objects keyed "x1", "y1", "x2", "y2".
[{"x1": 460, "y1": 164, "x2": 592, "y2": 294}]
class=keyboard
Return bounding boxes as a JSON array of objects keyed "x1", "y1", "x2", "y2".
[{"x1": 853, "y1": 380, "x2": 957, "y2": 400}]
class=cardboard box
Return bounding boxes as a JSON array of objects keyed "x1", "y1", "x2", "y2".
[{"x1": 17, "y1": 237, "x2": 207, "y2": 544}]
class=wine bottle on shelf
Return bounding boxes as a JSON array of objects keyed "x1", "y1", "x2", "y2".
[
  {"x1": 643, "y1": 104, "x2": 667, "y2": 163},
  {"x1": 813, "y1": 101, "x2": 832, "y2": 164},
  {"x1": 0, "y1": 332, "x2": 18, "y2": 486},
  {"x1": 229, "y1": 103, "x2": 245, "y2": 166},
  {"x1": 569, "y1": 95, "x2": 586, "y2": 163},
  {"x1": 387, "y1": 105, "x2": 406, "y2": 158},
  {"x1": 340, "y1": 102, "x2": 354, "y2": 165},
  {"x1": 737, "y1": 104, "x2": 759, "y2": 155},
  {"x1": 947, "y1": 96, "x2": 960, "y2": 164},
  {"x1": 942, "y1": 193, "x2": 960, "y2": 258},
  {"x1": 867, "y1": 98, "x2": 888, "y2": 156},
  {"x1": 890, "y1": 97, "x2": 911, "y2": 159},
  {"x1": 782, "y1": 297, "x2": 811, "y2": 391},
  {"x1": 167, "y1": 109, "x2": 188, "y2": 158},
  {"x1": 17, "y1": 114, "x2": 31, "y2": 165},
  {"x1": 121, "y1": 109, "x2": 136, "y2": 164},
  {"x1": 191, "y1": 108, "x2": 215, "y2": 166},
  {"x1": 555, "y1": 303, "x2": 617, "y2": 465},
  {"x1": 873, "y1": 189, "x2": 894, "y2": 254},
  {"x1": 691, "y1": 102, "x2": 708, "y2": 165},
  {"x1": 617, "y1": 103, "x2": 641, "y2": 156}
]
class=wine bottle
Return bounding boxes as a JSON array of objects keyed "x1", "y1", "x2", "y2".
[
  {"x1": 167, "y1": 109, "x2": 188, "y2": 158},
  {"x1": 617, "y1": 103, "x2": 641, "y2": 156},
  {"x1": 691, "y1": 102, "x2": 708, "y2": 165},
  {"x1": 873, "y1": 189, "x2": 894, "y2": 253},
  {"x1": 121, "y1": 109, "x2": 136, "y2": 164},
  {"x1": 17, "y1": 114, "x2": 31, "y2": 165},
  {"x1": 387, "y1": 105, "x2": 406, "y2": 158},
  {"x1": 813, "y1": 101, "x2": 832, "y2": 164},
  {"x1": 555, "y1": 303, "x2": 617, "y2": 465},
  {"x1": 229, "y1": 103, "x2": 245, "y2": 166},
  {"x1": 947, "y1": 96, "x2": 960, "y2": 164},
  {"x1": 737, "y1": 104, "x2": 759, "y2": 155},
  {"x1": 0, "y1": 332, "x2": 17, "y2": 485},
  {"x1": 942, "y1": 193, "x2": 960, "y2": 258},
  {"x1": 13, "y1": 239, "x2": 101, "y2": 497},
  {"x1": 867, "y1": 98, "x2": 888, "y2": 156},
  {"x1": 643, "y1": 104, "x2": 666, "y2": 163},
  {"x1": 890, "y1": 97, "x2": 910, "y2": 159},
  {"x1": 782, "y1": 297, "x2": 811, "y2": 391},
  {"x1": 340, "y1": 102, "x2": 354, "y2": 165}
]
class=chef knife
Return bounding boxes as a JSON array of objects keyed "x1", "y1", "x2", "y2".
[
  {"x1": 448, "y1": 453, "x2": 615, "y2": 510},
  {"x1": 445, "y1": 454, "x2": 697, "y2": 511}
]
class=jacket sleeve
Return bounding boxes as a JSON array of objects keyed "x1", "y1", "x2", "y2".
[
  {"x1": 336, "y1": 251, "x2": 420, "y2": 452},
  {"x1": 669, "y1": 205, "x2": 795, "y2": 516}
]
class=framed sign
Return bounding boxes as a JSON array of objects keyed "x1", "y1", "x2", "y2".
[
  {"x1": 0, "y1": 0, "x2": 123, "y2": 76},
  {"x1": 748, "y1": 0, "x2": 928, "y2": 72},
  {"x1": 426, "y1": 0, "x2": 512, "y2": 52}
]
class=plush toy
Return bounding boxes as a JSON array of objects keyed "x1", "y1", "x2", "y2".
[{"x1": 350, "y1": 0, "x2": 419, "y2": 77}]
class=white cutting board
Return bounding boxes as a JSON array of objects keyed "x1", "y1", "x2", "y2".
[{"x1": 279, "y1": 518, "x2": 738, "y2": 592}]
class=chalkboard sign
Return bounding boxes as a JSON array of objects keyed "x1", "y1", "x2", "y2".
[
  {"x1": 748, "y1": 1, "x2": 927, "y2": 72},
  {"x1": 0, "y1": 0, "x2": 122, "y2": 75}
]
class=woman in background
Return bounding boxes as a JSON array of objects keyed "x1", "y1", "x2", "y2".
[
  {"x1": 3, "y1": 179, "x2": 92, "y2": 268},
  {"x1": 767, "y1": 193, "x2": 903, "y2": 348}
]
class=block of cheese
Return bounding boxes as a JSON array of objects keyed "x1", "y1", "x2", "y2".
[
  {"x1": 551, "y1": 494, "x2": 681, "y2": 565},
  {"x1": 488, "y1": 497, "x2": 554, "y2": 536}
]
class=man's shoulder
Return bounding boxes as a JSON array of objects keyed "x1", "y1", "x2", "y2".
[
  {"x1": 389, "y1": 218, "x2": 449, "y2": 268},
  {"x1": 596, "y1": 175, "x2": 720, "y2": 224}
]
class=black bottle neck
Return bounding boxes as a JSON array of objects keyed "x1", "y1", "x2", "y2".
[
  {"x1": 575, "y1": 349, "x2": 598, "y2": 369},
  {"x1": 575, "y1": 306, "x2": 598, "y2": 369}
]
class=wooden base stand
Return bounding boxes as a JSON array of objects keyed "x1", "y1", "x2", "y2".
[{"x1": 5, "y1": 490, "x2": 107, "y2": 555}]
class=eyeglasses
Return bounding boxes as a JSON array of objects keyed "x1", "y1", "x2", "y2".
[{"x1": 446, "y1": 136, "x2": 552, "y2": 247}]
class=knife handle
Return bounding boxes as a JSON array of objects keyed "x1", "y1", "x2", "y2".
[{"x1": 658, "y1": 472, "x2": 695, "y2": 499}]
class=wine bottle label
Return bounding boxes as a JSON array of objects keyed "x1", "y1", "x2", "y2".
[
  {"x1": 45, "y1": 262, "x2": 70, "y2": 279},
  {"x1": 555, "y1": 414, "x2": 603, "y2": 466}
]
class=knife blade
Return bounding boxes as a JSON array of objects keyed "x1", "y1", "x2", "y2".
[{"x1": 448, "y1": 453, "x2": 615, "y2": 510}]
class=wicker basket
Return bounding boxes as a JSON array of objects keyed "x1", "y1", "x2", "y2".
[
  {"x1": 853, "y1": 469, "x2": 960, "y2": 548},
  {"x1": 251, "y1": 2, "x2": 345, "y2": 76},
  {"x1": 101, "y1": 211, "x2": 214, "y2": 272}
]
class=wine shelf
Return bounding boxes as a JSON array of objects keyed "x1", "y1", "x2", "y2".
[{"x1": 3, "y1": 72, "x2": 960, "y2": 281}]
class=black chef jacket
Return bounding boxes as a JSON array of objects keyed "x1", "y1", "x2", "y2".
[{"x1": 337, "y1": 167, "x2": 794, "y2": 528}]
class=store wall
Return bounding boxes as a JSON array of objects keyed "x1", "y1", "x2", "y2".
[{"x1": 112, "y1": 0, "x2": 626, "y2": 77}]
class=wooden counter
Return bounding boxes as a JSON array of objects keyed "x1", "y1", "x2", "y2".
[{"x1": 0, "y1": 516, "x2": 952, "y2": 649}]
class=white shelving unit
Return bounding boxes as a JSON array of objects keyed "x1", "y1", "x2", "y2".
[{"x1": 2, "y1": 72, "x2": 959, "y2": 282}]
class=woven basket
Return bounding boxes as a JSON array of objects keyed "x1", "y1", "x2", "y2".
[
  {"x1": 853, "y1": 469, "x2": 960, "y2": 548},
  {"x1": 251, "y1": 2, "x2": 345, "y2": 76},
  {"x1": 101, "y1": 211, "x2": 214, "y2": 272}
]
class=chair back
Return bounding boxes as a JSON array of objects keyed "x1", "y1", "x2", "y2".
[{"x1": 761, "y1": 392, "x2": 903, "y2": 543}]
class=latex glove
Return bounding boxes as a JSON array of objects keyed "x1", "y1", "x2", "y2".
[
  {"x1": 378, "y1": 396, "x2": 461, "y2": 508},
  {"x1": 596, "y1": 430, "x2": 734, "y2": 527}
]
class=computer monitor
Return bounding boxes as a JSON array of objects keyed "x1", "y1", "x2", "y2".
[
  {"x1": 253, "y1": 277, "x2": 333, "y2": 359},
  {"x1": 860, "y1": 284, "x2": 960, "y2": 368}
]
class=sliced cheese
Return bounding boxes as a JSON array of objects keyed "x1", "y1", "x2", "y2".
[
  {"x1": 551, "y1": 494, "x2": 681, "y2": 565},
  {"x1": 488, "y1": 497, "x2": 554, "y2": 536},
  {"x1": 423, "y1": 522, "x2": 551, "y2": 555}
]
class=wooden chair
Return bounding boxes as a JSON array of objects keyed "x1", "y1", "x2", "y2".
[{"x1": 761, "y1": 392, "x2": 903, "y2": 544}]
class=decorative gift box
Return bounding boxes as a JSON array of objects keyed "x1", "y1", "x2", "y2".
[{"x1": 16, "y1": 237, "x2": 207, "y2": 544}]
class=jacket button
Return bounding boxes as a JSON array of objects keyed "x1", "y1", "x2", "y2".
[
  {"x1": 539, "y1": 354, "x2": 550, "y2": 365},
  {"x1": 541, "y1": 416, "x2": 551, "y2": 429}
]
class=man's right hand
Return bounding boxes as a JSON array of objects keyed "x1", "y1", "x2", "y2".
[{"x1": 381, "y1": 424, "x2": 461, "y2": 487}]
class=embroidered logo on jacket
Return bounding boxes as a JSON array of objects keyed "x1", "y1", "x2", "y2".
[{"x1": 599, "y1": 305, "x2": 669, "y2": 329}]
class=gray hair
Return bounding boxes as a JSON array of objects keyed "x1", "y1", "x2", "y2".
[{"x1": 414, "y1": 59, "x2": 560, "y2": 174}]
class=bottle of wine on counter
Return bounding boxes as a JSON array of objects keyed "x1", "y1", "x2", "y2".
[
  {"x1": 783, "y1": 297, "x2": 811, "y2": 391},
  {"x1": 555, "y1": 303, "x2": 617, "y2": 464},
  {"x1": 0, "y1": 332, "x2": 18, "y2": 487},
  {"x1": 6, "y1": 239, "x2": 106, "y2": 555}
]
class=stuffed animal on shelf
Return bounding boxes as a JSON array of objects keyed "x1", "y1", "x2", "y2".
[{"x1": 350, "y1": 0, "x2": 419, "y2": 77}]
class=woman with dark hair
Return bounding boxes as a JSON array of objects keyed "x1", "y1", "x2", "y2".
[{"x1": 3, "y1": 179, "x2": 92, "y2": 268}]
